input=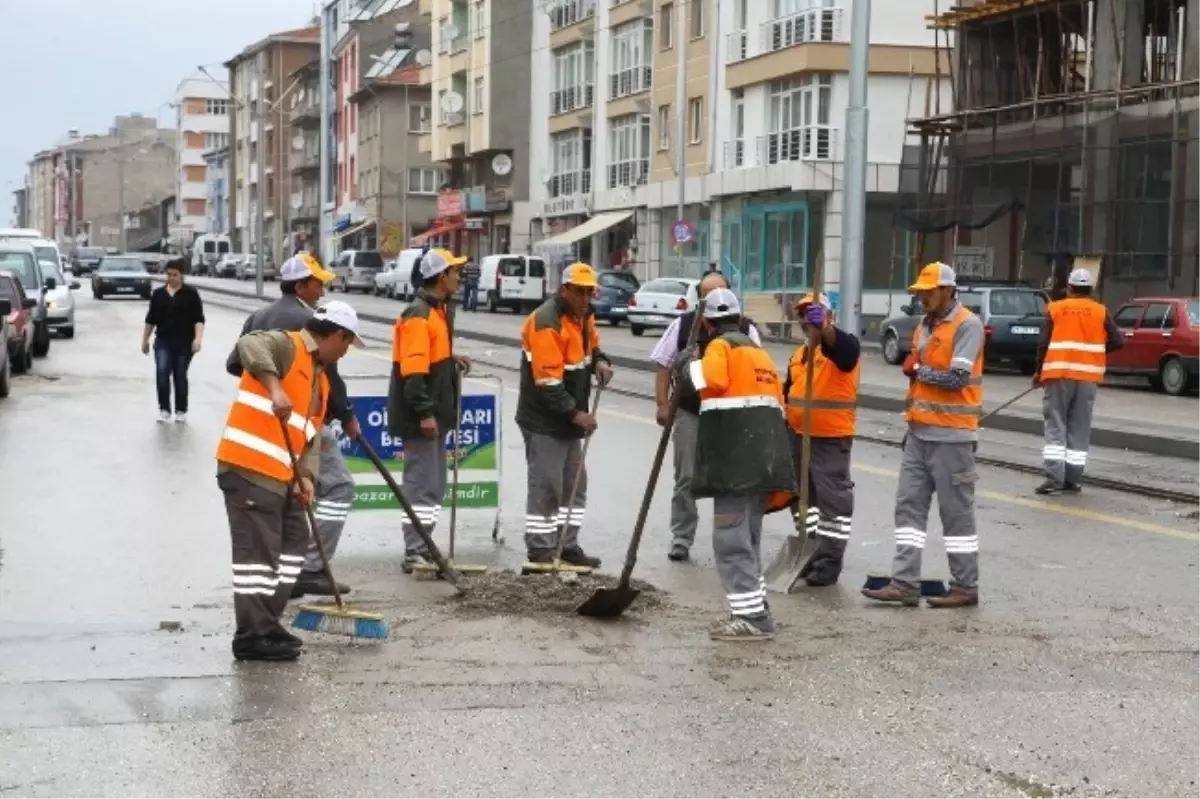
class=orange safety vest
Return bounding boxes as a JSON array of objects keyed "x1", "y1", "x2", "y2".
[
  {"x1": 216, "y1": 331, "x2": 329, "y2": 482},
  {"x1": 1042, "y1": 297, "x2": 1108, "y2": 382},
  {"x1": 906, "y1": 306, "x2": 984, "y2": 430},
  {"x1": 785, "y1": 344, "x2": 860, "y2": 438}
]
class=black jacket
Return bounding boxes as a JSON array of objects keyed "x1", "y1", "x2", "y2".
[{"x1": 387, "y1": 290, "x2": 459, "y2": 440}]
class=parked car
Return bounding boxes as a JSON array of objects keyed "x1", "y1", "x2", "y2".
[
  {"x1": 38, "y1": 260, "x2": 80, "y2": 338},
  {"x1": 591, "y1": 270, "x2": 640, "y2": 326},
  {"x1": 238, "y1": 256, "x2": 277, "y2": 281},
  {"x1": 879, "y1": 281, "x2": 1048, "y2": 374},
  {"x1": 216, "y1": 253, "x2": 244, "y2": 278},
  {"x1": 0, "y1": 295, "x2": 10, "y2": 398},
  {"x1": 478, "y1": 254, "x2": 547, "y2": 313},
  {"x1": 627, "y1": 277, "x2": 701, "y2": 337},
  {"x1": 1106, "y1": 296, "x2": 1199, "y2": 396},
  {"x1": 71, "y1": 246, "x2": 106, "y2": 275},
  {"x1": 0, "y1": 241, "x2": 50, "y2": 358},
  {"x1": 373, "y1": 249, "x2": 422, "y2": 300},
  {"x1": 136, "y1": 252, "x2": 169, "y2": 274},
  {"x1": 91, "y1": 256, "x2": 152, "y2": 299},
  {"x1": 332, "y1": 249, "x2": 385, "y2": 293},
  {"x1": 0, "y1": 271, "x2": 36, "y2": 374}
]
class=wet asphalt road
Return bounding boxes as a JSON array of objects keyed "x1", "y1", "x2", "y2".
[{"x1": 0, "y1": 289, "x2": 1197, "y2": 797}]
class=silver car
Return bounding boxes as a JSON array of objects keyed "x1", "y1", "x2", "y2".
[
  {"x1": 332, "y1": 249, "x2": 385, "y2": 293},
  {"x1": 38, "y1": 261, "x2": 79, "y2": 338},
  {"x1": 239, "y1": 256, "x2": 277, "y2": 281}
]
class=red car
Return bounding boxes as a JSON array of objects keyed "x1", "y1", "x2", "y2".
[
  {"x1": 1107, "y1": 296, "x2": 1199, "y2": 396},
  {"x1": 0, "y1": 271, "x2": 35, "y2": 374}
]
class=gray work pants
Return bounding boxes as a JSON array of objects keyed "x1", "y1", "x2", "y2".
[
  {"x1": 303, "y1": 426, "x2": 356, "y2": 574},
  {"x1": 713, "y1": 494, "x2": 767, "y2": 618},
  {"x1": 400, "y1": 435, "x2": 448, "y2": 555},
  {"x1": 218, "y1": 471, "x2": 309, "y2": 643},
  {"x1": 794, "y1": 435, "x2": 855, "y2": 578},
  {"x1": 670, "y1": 409, "x2": 701, "y2": 548},
  {"x1": 891, "y1": 435, "x2": 979, "y2": 592},
  {"x1": 522, "y1": 429, "x2": 587, "y2": 553},
  {"x1": 1042, "y1": 379, "x2": 1097, "y2": 486}
]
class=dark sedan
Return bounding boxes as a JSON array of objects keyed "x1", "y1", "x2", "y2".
[
  {"x1": 91, "y1": 256, "x2": 152, "y2": 299},
  {"x1": 71, "y1": 246, "x2": 106, "y2": 275},
  {"x1": 591, "y1": 270, "x2": 641, "y2": 326}
]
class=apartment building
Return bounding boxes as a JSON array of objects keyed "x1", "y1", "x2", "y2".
[
  {"x1": 288, "y1": 59, "x2": 323, "y2": 245},
  {"x1": 225, "y1": 27, "x2": 320, "y2": 263},
  {"x1": 203, "y1": 145, "x2": 231, "y2": 236},
  {"x1": 527, "y1": 0, "x2": 950, "y2": 319},
  {"x1": 172, "y1": 75, "x2": 232, "y2": 239},
  {"x1": 416, "y1": 0, "x2": 536, "y2": 257},
  {"x1": 11, "y1": 186, "x2": 28, "y2": 229}
]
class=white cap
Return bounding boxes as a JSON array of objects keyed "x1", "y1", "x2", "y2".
[
  {"x1": 419, "y1": 248, "x2": 468, "y2": 280},
  {"x1": 279, "y1": 253, "x2": 335, "y2": 283},
  {"x1": 702, "y1": 287, "x2": 741, "y2": 319},
  {"x1": 1067, "y1": 267, "x2": 1094, "y2": 287},
  {"x1": 313, "y1": 300, "x2": 365, "y2": 347}
]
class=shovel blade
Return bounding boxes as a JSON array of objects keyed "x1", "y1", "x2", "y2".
[
  {"x1": 762, "y1": 533, "x2": 820, "y2": 594},
  {"x1": 576, "y1": 585, "x2": 641, "y2": 619}
]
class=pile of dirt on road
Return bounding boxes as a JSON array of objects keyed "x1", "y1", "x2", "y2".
[{"x1": 445, "y1": 569, "x2": 667, "y2": 616}]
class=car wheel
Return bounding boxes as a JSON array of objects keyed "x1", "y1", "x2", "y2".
[
  {"x1": 60, "y1": 326, "x2": 75, "y2": 339},
  {"x1": 881, "y1": 329, "x2": 903, "y2": 365},
  {"x1": 1019, "y1": 359, "x2": 1037, "y2": 376},
  {"x1": 609, "y1": 317, "x2": 621, "y2": 327},
  {"x1": 32, "y1": 324, "x2": 50, "y2": 357},
  {"x1": 630, "y1": 324, "x2": 646, "y2": 337},
  {"x1": 93, "y1": 290, "x2": 103, "y2": 300},
  {"x1": 1159, "y1": 357, "x2": 1188, "y2": 396},
  {"x1": 0, "y1": 354, "x2": 9, "y2": 398},
  {"x1": 11, "y1": 346, "x2": 27, "y2": 375}
]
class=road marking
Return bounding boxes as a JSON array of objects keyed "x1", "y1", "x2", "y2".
[{"x1": 355, "y1": 352, "x2": 1197, "y2": 541}]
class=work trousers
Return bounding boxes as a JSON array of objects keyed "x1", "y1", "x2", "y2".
[
  {"x1": 522, "y1": 429, "x2": 587, "y2": 553},
  {"x1": 400, "y1": 435, "x2": 448, "y2": 555},
  {"x1": 1042, "y1": 379, "x2": 1097, "y2": 486},
  {"x1": 303, "y1": 426, "x2": 356, "y2": 574},
  {"x1": 154, "y1": 339, "x2": 192, "y2": 414},
  {"x1": 670, "y1": 409, "x2": 701, "y2": 548},
  {"x1": 891, "y1": 434, "x2": 979, "y2": 592},
  {"x1": 218, "y1": 470, "x2": 309, "y2": 643},
  {"x1": 793, "y1": 435, "x2": 855, "y2": 579},
  {"x1": 461, "y1": 280, "x2": 479, "y2": 311},
  {"x1": 713, "y1": 494, "x2": 768, "y2": 618}
]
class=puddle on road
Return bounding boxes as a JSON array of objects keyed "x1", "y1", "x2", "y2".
[{"x1": 441, "y1": 569, "x2": 668, "y2": 617}]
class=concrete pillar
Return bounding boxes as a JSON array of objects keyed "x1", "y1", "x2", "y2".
[
  {"x1": 1092, "y1": 0, "x2": 1145, "y2": 91},
  {"x1": 1184, "y1": 0, "x2": 1198, "y2": 81}
]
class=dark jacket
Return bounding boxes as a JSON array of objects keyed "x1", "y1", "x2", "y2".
[
  {"x1": 387, "y1": 290, "x2": 459, "y2": 440},
  {"x1": 516, "y1": 294, "x2": 610, "y2": 440},
  {"x1": 225, "y1": 295, "x2": 353, "y2": 426},
  {"x1": 673, "y1": 310, "x2": 755, "y2": 415}
]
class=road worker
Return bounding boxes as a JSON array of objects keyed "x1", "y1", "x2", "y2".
[
  {"x1": 783, "y1": 293, "x2": 861, "y2": 587},
  {"x1": 388, "y1": 248, "x2": 470, "y2": 572},
  {"x1": 679, "y1": 288, "x2": 795, "y2": 641},
  {"x1": 863, "y1": 262, "x2": 984, "y2": 609},
  {"x1": 216, "y1": 301, "x2": 364, "y2": 661},
  {"x1": 517, "y1": 263, "x2": 614, "y2": 569},
  {"x1": 226, "y1": 253, "x2": 359, "y2": 598},
  {"x1": 649, "y1": 270, "x2": 762, "y2": 562}
]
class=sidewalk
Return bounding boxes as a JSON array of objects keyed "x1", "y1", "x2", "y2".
[{"x1": 185, "y1": 277, "x2": 1200, "y2": 460}]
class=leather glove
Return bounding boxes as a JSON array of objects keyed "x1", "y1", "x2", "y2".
[
  {"x1": 902, "y1": 353, "x2": 919, "y2": 378},
  {"x1": 803, "y1": 304, "x2": 827, "y2": 328}
]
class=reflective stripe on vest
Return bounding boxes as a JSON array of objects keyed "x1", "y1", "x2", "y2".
[
  {"x1": 1042, "y1": 298, "x2": 1107, "y2": 382},
  {"x1": 906, "y1": 306, "x2": 984, "y2": 430},
  {"x1": 785, "y1": 344, "x2": 860, "y2": 437},
  {"x1": 699, "y1": 394, "x2": 783, "y2": 413}
]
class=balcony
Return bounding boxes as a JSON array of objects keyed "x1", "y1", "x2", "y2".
[
  {"x1": 290, "y1": 100, "x2": 320, "y2": 126},
  {"x1": 443, "y1": 110, "x2": 466, "y2": 127},
  {"x1": 293, "y1": 202, "x2": 320, "y2": 221},
  {"x1": 608, "y1": 66, "x2": 652, "y2": 100},
  {"x1": 722, "y1": 127, "x2": 837, "y2": 169},
  {"x1": 606, "y1": 158, "x2": 649, "y2": 189},
  {"x1": 550, "y1": 84, "x2": 595, "y2": 116},
  {"x1": 549, "y1": 170, "x2": 592, "y2": 198},
  {"x1": 550, "y1": 0, "x2": 595, "y2": 31},
  {"x1": 291, "y1": 149, "x2": 320, "y2": 173},
  {"x1": 727, "y1": 6, "x2": 843, "y2": 64}
]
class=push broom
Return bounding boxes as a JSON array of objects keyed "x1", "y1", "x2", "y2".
[{"x1": 279, "y1": 419, "x2": 389, "y2": 640}]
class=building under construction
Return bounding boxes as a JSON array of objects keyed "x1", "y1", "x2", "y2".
[{"x1": 897, "y1": 0, "x2": 1198, "y2": 305}]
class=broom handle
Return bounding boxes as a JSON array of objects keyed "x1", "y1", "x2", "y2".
[
  {"x1": 280, "y1": 418, "x2": 345, "y2": 610},
  {"x1": 449, "y1": 363, "x2": 465, "y2": 562},
  {"x1": 553, "y1": 384, "x2": 603, "y2": 562},
  {"x1": 979, "y1": 385, "x2": 1038, "y2": 423}
]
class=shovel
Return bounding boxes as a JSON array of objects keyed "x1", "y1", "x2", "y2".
[
  {"x1": 762, "y1": 255, "x2": 825, "y2": 595},
  {"x1": 578, "y1": 298, "x2": 707, "y2": 619}
]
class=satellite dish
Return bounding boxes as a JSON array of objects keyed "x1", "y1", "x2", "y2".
[
  {"x1": 292, "y1": 134, "x2": 304, "y2": 151},
  {"x1": 415, "y1": 49, "x2": 432, "y2": 67},
  {"x1": 290, "y1": 194, "x2": 303, "y2": 211},
  {"x1": 441, "y1": 91, "x2": 464, "y2": 114},
  {"x1": 491, "y1": 154, "x2": 512, "y2": 176},
  {"x1": 539, "y1": 170, "x2": 553, "y2": 186},
  {"x1": 443, "y1": 22, "x2": 460, "y2": 40}
]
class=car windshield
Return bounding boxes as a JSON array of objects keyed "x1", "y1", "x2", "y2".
[
  {"x1": 599, "y1": 272, "x2": 638, "y2": 290},
  {"x1": 34, "y1": 245, "x2": 60, "y2": 265},
  {"x1": 989, "y1": 290, "x2": 1047, "y2": 316},
  {"x1": 355, "y1": 252, "x2": 384, "y2": 269},
  {"x1": 100, "y1": 258, "x2": 147, "y2": 273},
  {"x1": 959, "y1": 294, "x2": 984, "y2": 315},
  {"x1": 640, "y1": 279, "x2": 690, "y2": 295},
  {"x1": 40, "y1": 262, "x2": 64, "y2": 283},
  {"x1": 77, "y1": 247, "x2": 105, "y2": 259},
  {"x1": 1187, "y1": 301, "x2": 1199, "y2": 325},
  {"x1": 0, "y1": 252, "x2": 37, "y2": 289}
]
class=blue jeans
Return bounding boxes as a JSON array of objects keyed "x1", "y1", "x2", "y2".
[
  {"x1": 462, "y1": 280, "x2": 479, "y2": 311},
  {"x1": 155, "y1": 340, "x2": 193, "y2": 413}
]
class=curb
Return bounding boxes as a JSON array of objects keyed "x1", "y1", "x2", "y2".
[{"x1": 189, "y1": 281, "x2": 1200, "y2": 462}]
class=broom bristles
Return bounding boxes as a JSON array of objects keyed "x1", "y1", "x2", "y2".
[{"x1": 292, "y1": 606, "x2": 389, "y2": 640}]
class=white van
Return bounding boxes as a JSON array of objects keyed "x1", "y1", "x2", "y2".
[
  {"x1": 374, "y1": 248, "x2": 422, "y2": 300},
  {"x1": 479, "y1": 254, "x2": 547, "y2": 313}
]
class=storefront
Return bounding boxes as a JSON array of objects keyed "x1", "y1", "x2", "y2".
[{"x1": 719, "y1": 194, "x2": 818, "y2": 295}]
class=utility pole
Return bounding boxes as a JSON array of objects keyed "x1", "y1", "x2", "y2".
[
  {"x1": 838, "y1": 0, "x2": 870, "y2": 338},
  {"x1": 255, "y1": 50, "x2": 267, "y2": 299},
  {"x1": 318, "y1": 5, "x2": 332, "y2": 267},
  {"x1": 117, "y1": 131, "x2": 127, "y2": 252},
  {"x1": 673, "y1": 0, "x2": 686, "y2": 239}
]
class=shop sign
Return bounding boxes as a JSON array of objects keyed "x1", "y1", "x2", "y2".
[
  {"x1": 464, "y1": 217, "x2": 487, "y2": 231},
  {"x1": 437, "y1": 191, "x2": 462, "y2": 218},
  {"x1": 542, "y1": 193, "x2": 590, "y2": 218},
  {"x1": 485, "y1": 188, "x2": 510, "y2": 213},
  {"x1": 462, "y1": 191, "x2": 486, "y2": 213}
]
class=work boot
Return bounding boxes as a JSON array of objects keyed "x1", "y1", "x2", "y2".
[
  {"x1": 290, "y1": 571, "x2": 352, "y2": 598},
  {"x1": 561, "y1": 546, "x2": 601, "y2": 569},
  {"x1": 525, "y1": 549, "x2": 557, "y2": 564},
  {"x1": 862, "y1": 582, "x2": 921, "y2": 606},
  {"x1": 1035, "y1": 479, "x2": 1064, "y2": 495},
  {"x1": 232, "y1": 636, "x2": 301, "y2": 662},
  {"x1": 926, "y1": 587, "x2": 979, "y2": 608},
  {"x1": 1061, "y1": 482, "x2": 1082, "y2": 494},
  {"x1": 709, "y1": 614, "x2": 775, "y2": 641},
  {"x1": 801, "y1": 553, "x2": 843, "y2": 587},
  {"x1": 667, "y1": 543, "x2": 689, "y2": 562},
  {"x1": 402, "y1": 551, "x2": 431, "y2": 574},
  {"x1": 268, "y1": 627, "x2": 304, "y2": 648}
]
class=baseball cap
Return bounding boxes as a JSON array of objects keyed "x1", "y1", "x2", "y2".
[
  {"x1": 561, "y1": 262, "x2": 599, "y2": 288},
  {"x1": 280, "y1": 252, "x2": 335, "y2": 283},
  {"x1": 419, "y1": 248, "x2": 468, "y2": 280},
  {"x1": 794, "y1": 292, "x2": 832, "y2": 311},
  {"x1": 702, "y1": 287, "x2": 741, "y2": 319},
  {"x1": 908, "y1": 261, "x2": 957, "y2": 292},
  {"x1": 314, "y1": 300, "x2": 365, "y2": 347},
  {"x1": 1067, "y1": 267, "x2": 1094, "y2": 287}
]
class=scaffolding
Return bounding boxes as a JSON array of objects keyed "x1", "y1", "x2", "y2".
[{"x1": 896, "y1": 0, "x2": 1199, "y2": 304}]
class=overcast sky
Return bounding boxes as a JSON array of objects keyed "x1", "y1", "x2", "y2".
[{"x1": 1, "y1": 0, "x2": 317, "y2": 223}]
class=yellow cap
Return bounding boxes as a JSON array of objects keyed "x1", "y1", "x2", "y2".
[
  {"x1": 281, "y1": 252, "x2": 336, "y2": 283},
  {"x1": 908, "y1": 261, "x2": 957, "y2": 293},
  {"x1": 794, "y1": 293, "x2": 832, "y2": 311},
  {"x1": 562, "y1": 262, "x2": 598, "y2": 288},
  {"x1": 419, "y1": 248, "x2": 468, "y2": 279}
]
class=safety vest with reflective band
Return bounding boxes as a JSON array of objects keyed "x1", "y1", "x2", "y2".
[
  {"x1": 906, "y1": 305, "x2": 984, "y2": 430},
  {"x1": 785, "y1": 343, "x2": 860, "y2": 438},
  {"x1": 516, "y1": 295, "x2": 606, "y2": 440},
  {"x1": 216, "y1": 331, "x2": 329, "y2": 482},
  {"x1": 1042, "y1": 297, "x2": 1108, "y2": 383},
  {"x1": 685, "y1": 329, "x2": 796, "y2": 500},
  {"x1": 388, "y1": 291, "x2": 458, "y2": 440}
]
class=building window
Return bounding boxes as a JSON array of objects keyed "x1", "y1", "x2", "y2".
[
  {"x1": 607, "y1": 113, "x2": 650, "y2": 189},
  {"x1": 766, "y1": 74, "x2": 833, "y2": 163},
  {"x1": 659, "y1": 3, "x2": 673, "y2": 49},
  {"x1": 550, "y1": 43, "x2": 595, "y2": 115},
  {"x1": 408, "y1": 167, "x2": 447, "y2": 194},
  {"x1": 549, "y1": 130, "x2": 593, "y2": 197},
  {"x1": 409, "y1": 102, "x2": 432, "y2": 132},
  {"x1": 473, "y1": 77, "x2": 485, "y2": 115},
  {"x1": 609, "y1": 20, "x2": 653, "y2": 99},
  {"x1": 656, "y1": 105, "x2": 670, "y2": 151},
  {"x1": 438, "y1": 17, "x2": 452, "y2": 54},
  {"x1": 766, "y1": 0, "x2": 840, "y2": 52},
  {"x1": 549, "y1": 0, "x2": 596, "y2": 31},
  {"x1": 473, "y1": 1, "x2": 486, "y2": 37},
  {"x1": 205, "y1": 99, "x2": 229, "y2": 115},
  {"x1": 688, "y1": 97, "x2": 703, "y2": 144},
  {"x1": 689, "y1": 0, "x2": 705, "y2": 38},
  {"x1": 729, "y1": 88, "x2": 745, "y2": 167},
  {"x1": 204, "y1": 132, "x2": 229, "y2": 150}
]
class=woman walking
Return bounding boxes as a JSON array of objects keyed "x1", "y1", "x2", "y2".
[{"x1": 142, "y1": 258, "x2": 205, "y2": 422}]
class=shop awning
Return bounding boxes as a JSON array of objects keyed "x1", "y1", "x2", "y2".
[
  {"x1": 536, "y1": 210, "x2": 633, "y2": 248},
  {"x1": 338, "y1": 219, "x2": 373, "y2": 239},
  {"x1": 410, "y1": 220, "x2": 463, "y2": 246}
]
